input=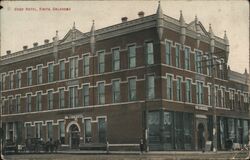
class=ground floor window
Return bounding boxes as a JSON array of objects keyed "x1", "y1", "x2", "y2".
[
  {"x1": 243, "y1": 120, "x2": 249, "y2": 145},
  {"x1": 84, "y1": 119, "x2": 92, "y2": 143},
  {"x1": 26, "y1": 123, "x2": 33, "y2": 139},
  {"x1": 98, "y1": 118, "x2": 107, "y2": 143},
  {"x1": 59, "y1": 121, "x2": 65, "y2": 144},
  {"x1": 148, "y1": 111, "x2": 194, "y2": 150}
]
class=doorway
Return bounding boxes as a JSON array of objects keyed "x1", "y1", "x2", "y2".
[
  {"x1": 198, "y1": 123, "x2": 205, "y2": 150},
  {"x1": 69, "y1": 124, "x2": 80, "y2": 149}
]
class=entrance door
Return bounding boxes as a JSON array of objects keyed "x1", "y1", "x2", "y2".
[
  {"x1": 69, "y1": 124, "x2": 80, "y2": 149},
  {"x1": 198, "y1": 123, "x2": 205, "y2": 150}
]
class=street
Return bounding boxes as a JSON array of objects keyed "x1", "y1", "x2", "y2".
[{"x1": 2, "y1": 151, "x2": 249, "y2": 160}]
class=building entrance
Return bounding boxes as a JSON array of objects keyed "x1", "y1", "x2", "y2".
[
  {"x1": 198, "y1": 123, "x2": 205, "y2": 151},
  {"x1": 69, "y1": 124, "x2": 80, "y2": 149}
]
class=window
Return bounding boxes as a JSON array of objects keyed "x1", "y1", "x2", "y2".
[
  {"x1": 112, "y1": 49, "x2": 120, "y2": 71},
  {"x1": 220, "y1": 59, "x2": 224, "y2": 79},
  {"x1": 229, "y1": 90, "x2": 235, "y2": 109},
  {"x1": 221, "y1": 88, "x2": 225, "y2": 108},
  {"x1": 69, "y1": 57, "x2": 78, "y2": 79},
  {"x1": 147, "y1": 75, "x2": 155, "y2": 99},
  {"x1": 208, "y1": 84, "x2": 212, "y2": 106},
  {"x1": 146, "y1": 42, "x2": 154, "y2": 65},
  {"x1": 48, "y1": 63, "x2": 54, "y2": 82},
  {"x1": 128, "y1": 78, "x2": 136, "y2": 101},
  {"x1": 166, "y1": 41, "x2": 171, "y2": 65},
  {"x1": 69, "y1": 87, "x2": 78, "y2": 108},
  {"x1": 98, "y1": 118, "x2": 106, "y2": 143},
  {"x1": 36, "y1": 92, "x2": 42, "y2": 111},
  {"x1": 9, "y1": 72, "x2": 14, "y2": 89},
  {"x1": 1, "y1": 74, "x2": 6, "y2": 90},
  {"x1": 175, "y1": 45, "x2": 180, "y2": 68},
  {"x1": 84, "y1": 119, "x2": 92, "y2": 143},
  {"x1": 16, "y1": 95, "x2": 20, "y2": 113},
  {"x1": 176, "y1": 77, "x2": 182, "y2": 101},
  {"x1": 186, "y1": 79, "x2": 192, "y2": 102},
  {"x1": 128, "y1": 45, "x2": 136, "y2": 68},
  {"x1": 82, "y1": 84, "x2": 89, "y2": 106},
  {"x1": 184, "y1": 47, "x2": 190, "y2": 70},
  {"x1": 196, "y1": 82, "x2": 204, "y2": 104},
  {"x1": 26, "y1": 94, "x2": 32, "y2": 112},
  {"x1": 27, "y1": 68, "x2": 32, "y2": 86},
  {"x1": 16, "y1": 71, "x2": 21, "y2": 88},
  {"x1": 98, "y1": 52, "x2": 105, "y2": 73},
  {"x1": 35, "y1": 123, "x2": 42, "y2": 138},
  {"x1": 214, "y1": 86, "x2": 218, "y2": 107},
  {"x1": 48, "y1": 90, "x2": 53, "y2": 110},
  {"x1": 8, "y1": 97, "x2": 13, "y2": 114},
  {"x1": 59, "y1": 121, "x2": 65, "y2": 144},
  {"x1": 207, "y1": 55, "x2": 212, "y2": 76},
  {"x1": 98, "y1": 82, "x2": 105, "y2": 104},
  {"x1": 244, "y1": 93, "x2": 248, "y2": 103},
  {"x1": 195, "y1": 51, "x2": 202, "y2": 73},
  {"x1": 26, "y1": 123, "x2": 32, "y2": 139},
  {"x1": 83, "y1": 55, "x2": 89, "y2": 75},
  {"x1": 59, "y1": 60, "x2": 65, "y2": 80},
  {"x1": 37, "y1": 65, "x2": 43, "y2": 84},
  {"x1": 112, "y1": 80, "x2": 120, "y2": 103},
  {"x1": 59, "y1": 88, "x2": 65, "y2": 109},
  {"x1": 166, "y1": 75, "x2": 173, "y2": 100},
  {"x1": 47, "y1": 122, "x2": 53, "y2": 141}
]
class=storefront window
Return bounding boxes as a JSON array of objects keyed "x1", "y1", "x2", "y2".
[
  {"x1": 148, "y1": 111, "x2": 160, "y2": 144},
  {"x1": 163, "y1": 112, "x2": 173, "y2": 150},
  {"x1": 243, "y1": 120, "x2": 249, "y2": 145},
  {"x1": 228, "y1": 118, "x2": 235, "y2": 142},
  {"x1": 183, "y1": 113, "x2": 193, "y2": 150}
]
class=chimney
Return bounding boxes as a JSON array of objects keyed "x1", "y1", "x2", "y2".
[
  {"x1": 23, "y1": 45, "x2": 28, "y2": 50},
  {"x1": 121, "y1": 17, "x2": 128, "y2": 23},
  {"x1": 33, "y1": 42, "x2": 38, "y2": 47},
  {"x1": 6, "y1": 50, "x2": 11, "y2": 55},
  {"x1": 138, "y1": 11, "x2": 144, "y2": 18},
  {"x1": 44, "y1": 39, "x2": 49, "y2": 44}
]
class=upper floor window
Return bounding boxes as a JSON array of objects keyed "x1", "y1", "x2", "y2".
[
  {"x1": 195, "y1": 51, "x2": 202, "y2": 74},
  {"x1": 176, "y1": 77, "x2": 182, "y2": 101},
  {"x1": 175, "y1": 45, "x2": 180, "y2": 68},
  {"x1": 147, "y1": 75, "x2": 155, "y2": 99},
  {"x1": 15, "y1": 95, "x2": 21, "y2": 113},
  {"x1": 83, "y1": 55, "x2": 89, "y2": 76},
  {"x1": 27, "y1": 68, "x2": 32, "y2": 86},
  {"x1": 186, "y1": 79, "x2": 192, "y2": 103},
  {"x1": 196, "y1": 82, "x2": 204, "y2": 104},
  {"x1": 221, "y1": 88, "x2": 225, "y2": 108},
  {"x1": 112, "y1": 49, "x2": 120, "y2": 71},
  {"x1": 184, "y1": 47, "x2": 190, "y2": 70},
  {"x1": 128, "y1": 78, "x2": 136, "y2": 101},
  {"x1": 69, "y1": 86, "x2": 78, "y2": 108},
  {"x1": 26, "y1": 94, "x2": 32, "y2": 112},
  {"x1": 36, "y1": 92, "x2": 42, "y2": 111},
  {"x1": 128, "y1": 45, "x2": 136, "y2": 68},
  {"x1": 166, "y1": 75, "x2": 173, "y2": 100},
  {"x1": 98, "y1": 82, "x2": 105, "y2": 105},
  {"x1": 229, "y1": 90, "x2": 235, "y2": 109},
  {"x1": 48, "y1": 90, "x2": 53, "y2": 110},
  {"x1": 214, "y1": 86, "x2": 219, "y2": 107},
  {"x1": 37, "y1": 65, "x2": 43, "y2": 84},
  {"x1": 8, "y1": 97, "x2": 13, "y2": 114},
  {"x1": 206, "y1": 55, "x2": 212, "y2": 76},
  {"x1": 165, "y1": 41, "x2": 171, "y2": 65},
  {"x1": 35, "y1": 123, "x2": 42, "y2": 138},
  {"x1": 98, "y1": 51, "x2": 105, "y2": 73},
  {"x1": 59, "y1": 60, "x2": 65, "y2": 80},
  {"x1": 16, "y1": 71, "x2": 21, "y2": 88},
  {"x1": 69, "y1": 57, "x2": 78, "y2": 79},
  {"x1": 1, "y1": 74, "x2": 6, "y2": 91},
  {"x1": 9, "y1": 72, "x2": 14, "y2": 89},
  {"x1": 82, "y1": 84, "x2": 89, "y2": 106},
  {"x1": 112, "y1": 80, "x2": 120, "y2": 103},
  {"x1": 59, "y1": 88, "x2": 65, "y2": 109},
  {"x1": 208, "y1": 84, "x2": 212, "y2": 106},
  {"x1": 244, "y1": 93, "x2": 248, "y2": 103},
  {"x1": 48, "y1": 63, "x2": 54, "y2": 82},
  {"x1": 146, "y1": 42, "x2": 154, "y2": 65}
]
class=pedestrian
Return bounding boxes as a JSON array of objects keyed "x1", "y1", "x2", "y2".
[
  {"x1": 139, "y1": 138, "x2": 144, "y2": 154},
  {"x1": 54, "y1": 139, "x2": 60, "y2": 152},
  {"x1": 49, "y1": 138, "x2": 54, "y2": 153}
]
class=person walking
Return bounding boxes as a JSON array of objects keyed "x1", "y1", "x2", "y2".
[{"x1": 139, "y1": 138, "x2": 144, "y2": 154}]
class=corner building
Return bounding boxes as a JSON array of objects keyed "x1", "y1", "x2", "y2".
[{"x1": 0, "y1": 3, "x2": 249, "y2": 151}]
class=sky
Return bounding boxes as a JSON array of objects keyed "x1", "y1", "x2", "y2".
[{"x1": 0, "y1": 0, "x2": 249, "y2": 73}]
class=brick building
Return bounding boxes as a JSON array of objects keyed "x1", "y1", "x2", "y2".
[{"x1": 0, "y1": 2, "x2": 249, "y2": 151}]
